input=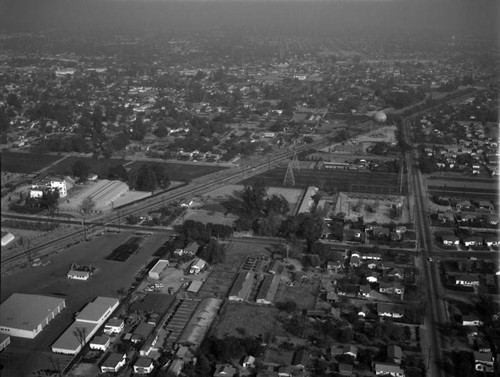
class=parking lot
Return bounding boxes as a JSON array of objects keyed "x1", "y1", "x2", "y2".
[{"x1": 0, "y1": 231, "x2": 169, "y2": 376}]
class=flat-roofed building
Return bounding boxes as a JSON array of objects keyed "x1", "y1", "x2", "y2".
[
  {"x1": 51, "y1": 321, "x2": 99, "y2": 354},
  {"x1": 104, "y1": 317, "x2": 124, "y2": 335},
  {"x1": 187, "y1": 280, "x2": 203, "y2": 294},
  {"x1": 256, "y1": 274, "x2": 280, "y2": 305},
  {"x1": 149, "y1": 259, "x2": 169, "y2": 280},
  {"x1": 228, "y1": 272, "x2": 255, "y2": 302},
  {"x1": 0, "y1": 294, "x2": 66, "y2": 339},
  {"x1": 51, "y1": 296, "x2": 119, "y2": 354},
  {"x1": 76, "y1": 297, "x2": 119, "y2": 325},
  {"x1": 90, "y1": 335, "x2": 111, "y2": 352}
]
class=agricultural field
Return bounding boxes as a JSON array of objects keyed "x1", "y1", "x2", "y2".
[
  {"x1": 46, "y1": 156, "x2": 128, "y2": 177},
  {"x1": 125, "y1": 160, "x2": 227, "y2": 181},
  {"x1": 241, "y1": 168, "x2": 405, "y2": 195},
  {"x1": 0, "y1": 151, "x2": 62, "y2": 173}
]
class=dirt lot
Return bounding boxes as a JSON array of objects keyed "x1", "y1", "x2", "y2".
[
  {"x1": 334, "y1": 192, "x2": 410, "y2": 224},
  {"x1": 0, "y1": 231, "x2": 169, "y2": 377}
]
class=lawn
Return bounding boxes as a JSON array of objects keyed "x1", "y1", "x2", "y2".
[{"x1": 0, "y1": 151, "x2": 62, "y2": 173}]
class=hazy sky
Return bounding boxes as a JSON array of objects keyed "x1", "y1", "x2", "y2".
[{"x1": 0, "y1": 0, "x2": 498, "y2": 37}]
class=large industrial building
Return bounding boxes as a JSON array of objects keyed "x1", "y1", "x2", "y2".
[
  {"x1": 0, "y1": 294, "x2": 66, "y2": 339},
  {"x1": 51, "y1": 296, "x2": 119, "y2": 355}
]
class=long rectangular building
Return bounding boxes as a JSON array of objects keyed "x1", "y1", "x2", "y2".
[
  {"x1": 228, "y1": 272, "x2": 255, "y2": 302},
  {"x1": 256, "y1": 274, "x2": 280, "y2": 305},
  {"x1": 51, "y1": 296, "x2": 119, "y2": 355},
  {"x1": 0, "y1": 294, "x2": 66, "y2": 339}
]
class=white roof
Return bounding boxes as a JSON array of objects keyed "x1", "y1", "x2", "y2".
[
  {"x1": 0, "y1": 294, "x2": 65, "y2": 332},
  {"x1": 76, "y1": 297, "x2": 119, "y2": 323},
  {"x1": 149, "y1": 259, "x2": 169, "y2": 275}
]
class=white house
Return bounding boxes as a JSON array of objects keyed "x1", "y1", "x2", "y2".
[
  {"x1": 133, "y1": 357, "x2": 154, "y2": 374},
  {"x1": 89, "y1": 335, "x2": 110, "y2": 352},
  {"x1": 374, "y1": 362, "x2": 405, "y2": 377},
  {"x1": 100, "y1": 353, "x2": 126, "y2": 373},
  {"x1": 242, "y1": 355, "x2": 255, "y2": 368},
  {"x1": 104, "y1": 317, "x2": 124, "y2": 335},
  {"x1": 189, "y1": 258, "x2": 207, "y2": 275},
  {"x1": 148, "y1": 259, "x2": 169, "y2": 280}
]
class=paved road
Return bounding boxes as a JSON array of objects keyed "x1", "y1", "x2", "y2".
[{"x1": 404, "y1": 117, "x2": 446, "y2": 377}]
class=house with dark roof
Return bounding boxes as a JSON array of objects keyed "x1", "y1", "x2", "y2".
[
  {"x1": 100, "y1": 353, "x2": 126, "y2": 374},
  {"x1": 387, "y1": 345, "x2": 403, "y2": 364},
  {"x1": 373, "y1": 362, "x2": 405, "y2": 377},
  {"x1": 377, "y1": 303, "x2": 404, "y2": 319},
  {"x1": 291, "y1": 349, "x2": 309, "y2": 370},
  {"x1": 213, "y1": 363, "x2": 237, "y2": 377}
]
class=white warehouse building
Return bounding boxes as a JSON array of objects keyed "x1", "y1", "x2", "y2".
[
  {"x1": 0, "y1": 294, "x2": 66, "y2": 339},
  {"x1": 51, "y1": 296, "x2": 119, "y2": 355},
  {"x1": 148, "y1": 259, "x2": 169, "y2": 280}
]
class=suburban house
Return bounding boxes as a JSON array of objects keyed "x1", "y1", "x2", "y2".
[
  {"x1": 474, "y1": 351, "x2": 494, "y2": 372},
  {"x1": 462, "y1": 314, "x2": 483, "y2": 326},
  {"x1": 89, "y1": 335, "x2": 110, "y2": 352},
  {"x1": 243, "y1": 355, "x2": 256, "y2": 368},
  {"x1": 291, "y1": 348, "x2": 309, "y2": 370},
  {"x1": 379, "y1": 281, "x2": 405, "y2": 296},
  {"x1": 387, "y1": 345, "x2": 403, "y2": 364},
  {"x1": 373, "y1": 362, "x2": 405, "y2": 377},
  {"x1": 189, "y1": 258, "x2": 207, "y2": 275},
  {"x1": 377, "y1": 303, "x2": 404, "y2": 319},
  {"x1": 104, "y1": 317, "x2": 124, "y2": 335},
  {"x1": 100, "y1": 353, "x2": 126, "y2": 373},
  {"x1": 454, "y1": 274, "x2": 480, "y2": 287},
  {"x1": 133, "y1": 357, "x2": 155, "y2": 374},
  {"x1": 213, "y1": 363, "x2": 237, "y2": 377},
  {"x1": 359, "y1": 285, "x2": 371, "y2": 298},
  {"x1": 337, "y1": 284, "x2": 359, "y2": 297},
  {"x1": 441, "y1": 234, "x2": 460, "y2": 246}
]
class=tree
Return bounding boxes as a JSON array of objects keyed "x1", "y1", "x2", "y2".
[
  {"x1": 79, "y1": 196, "x2": 96, "y2": 214},
  {"x1": 72, "y1": 326, "x2": 88, "y2": 350},
  {"x1": 6, "y1": 93, "x2": 22, "y2": 109},
  {"x1": 71, "y1": 160, "x2": 91, "y2": 181},
  {"x1": 198, "y1": 239, "x2": 225, "y2": 264},
  {"x1": 128, "y1": 163, "x2": 170, "y2": 193},
  {"x1": 297, "y1": 212, "x2": 324, "y2": 249}
]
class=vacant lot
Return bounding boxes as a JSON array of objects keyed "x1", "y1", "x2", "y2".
[
  {"x1": 275, "y1": 279, "x2": 319, "y2": 310},
  {"x1": 335, "y1": 192, "x2": 410, "y2": 224},
  {"x1": 0, "y1": 151, "x2": 62, "y2": 173},
  {"x1": 46, "y1": 156, "x2": 128, "y2": 177},
  {"x1": 0, "y1": 231, "x2": 169, "y2": 377},
  {"x1": 212, "y1": 302, "x2": 287, "y2": 339}
]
